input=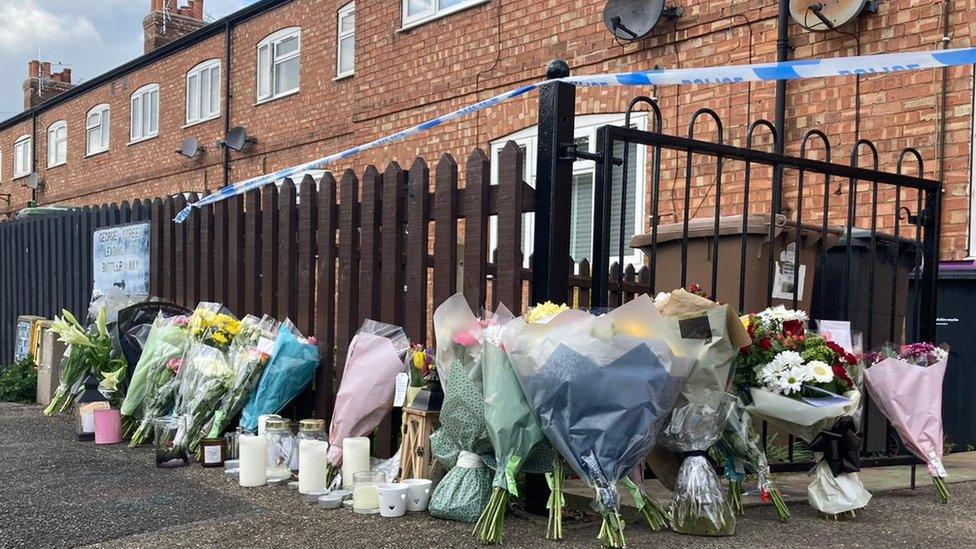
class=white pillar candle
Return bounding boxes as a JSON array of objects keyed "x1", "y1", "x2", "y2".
[
  {"x1": 342, "y1": 437, "x2": 370, "y2": 490},
  {"x1": 239, "y1": 434, "x2": 268, "y2": 488},
  {"x1": 298, "y1": 439, "x2": 329, "y2": 494}
]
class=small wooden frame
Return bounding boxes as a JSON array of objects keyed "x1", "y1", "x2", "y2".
[{"x1": 399, "y1": 406, "x2": 440, "y2": 480}]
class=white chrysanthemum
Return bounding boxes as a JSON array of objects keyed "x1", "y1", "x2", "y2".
[
  {"x1": 932, "y1": 347, "x2": 949, "y2": 363},
  {"x1": 759, "y1": 363, "x2": 779, "y2": 385},
  {"x1": 807, "y1": 360, "x2": 834, "y2": 383},
  {"x1": 770, "y1": 350, "x2": 804, "y2": 372},
  {"x1": 480, "y1": 323, "x2": 505, "y2": 348},
  {"x1": 757, "y1": 305, "x2": 809, "y2": 325},
  {"x1": 776, "y1": 369, "x2": 805, "y2": 395}
]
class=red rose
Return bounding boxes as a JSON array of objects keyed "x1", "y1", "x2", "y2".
[
  {"x1": 832, "y1": 364, "x2": 853, "y2": 388},
  {"x1": 759, "y1": 338, "x2": 773, "y2": 350}
]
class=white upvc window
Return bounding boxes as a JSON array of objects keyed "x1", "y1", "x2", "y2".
[
  {"x1": 488, "y1": 113, "x2": 647, "y2": 270},
  {"x1": 257, "y1": 27, "x2": 301, "y2": 103},
  {"x1": 402, "y1": 0, "x2": 486, "y2": 28},
  {"x1": 86, "y1": 104, "x2": 110, "y2": 156},
  {"x1": 186, "y1": 59, "x2": 221, "y2": 125},
  {"x1": 13, "y1": 135, "x2": 32, "y2": 178},
  {"x1": 336, "y1": 3, "x2": 355, "y2": 78},
  {"x1": 47, "y1": 121, "x2": 67, "y2": 168},
  {"x1": 130, "y1": 84, "x2": 160, "y2": 143}
]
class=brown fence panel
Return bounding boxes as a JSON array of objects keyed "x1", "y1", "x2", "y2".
[
  {"x1": 260, "y1": 185, "x2": 279, "y2": 317},
  {"x1": 463, "y1": 150, "x2": 490, "y2": 312},
  {"x1": 336, "y1": 170, "x2": 360, "y2": 380},
  {"x1": 278, "y1": 179, "x2": 298, "y2": 322},
  {"x1": 433, "y1": 154, "x2": 458, "y2": 310},
  {"x1": 225, "y1": 194, "x2": 245, "y2": 313},
  {"x1": 359, "y1": 167, "x2": 382, "y2": 323},
  {"x1": 380, "y1": 162, "x2": 405, "y2": 326},
  {"x1": 405, "y1": 158, "x2": 430, "y2": 345},
  {"x1": 296, "y1": 175, "x2": 318, "y2": 335},
  {"x1": 494, "y1": 142, "x2": 524, "y2": 312},
  {"x1": 314, "y1": 173, "x2": 338, "y2": 420},
  {"x1": 243, "y1": 189, "x2": 262, "y2": 314}
]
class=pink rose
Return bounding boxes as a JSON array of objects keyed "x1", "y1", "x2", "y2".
[{"x1": 453, "y1": 331, "x2": 479, "y2": 347}]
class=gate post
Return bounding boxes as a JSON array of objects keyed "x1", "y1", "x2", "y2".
[
  {"x1": 531, "y1": 60, "x2": 575, "y2": 306},
  {"x1": 917, "y1": 187, "x2": 942, "y2": 342}
]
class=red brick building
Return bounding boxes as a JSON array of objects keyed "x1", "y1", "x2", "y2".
[{"x1": 0, "y1": 0, "x2": 972, "y2": 259}]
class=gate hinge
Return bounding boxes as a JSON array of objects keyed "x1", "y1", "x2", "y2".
[{"x1": 559, "y1": 143, "x2": 623, "y2": 165}]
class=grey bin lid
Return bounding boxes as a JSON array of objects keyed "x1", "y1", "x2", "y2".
[{"x1": 631, "y1": 213, "x2": 843, "y2": 249}]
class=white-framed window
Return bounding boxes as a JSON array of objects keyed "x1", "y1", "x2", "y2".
[
  {"x1": 336, "y1": 3, "x2": 355, "y2": 78},
  {"x1": 130, "y1": 84, "x2": 159, "y2": 143},
  {"x1": 402, "y1": 0, "x2": 486, "y2": 28},
  {"x1": 86, "y1": 104, "x2": 110, "y2": 156},
  {"x1": 257, "y1": 27, "x2": 301, "y2": 103},
  {"x1": 13, "y1": 135, "x2": 32, "y2": 178},
  {"x1": 488, "y1": 113, "x2": 647, "y2": 269},
  {"x1": 47, "y1": 121, "x2": 67, "y2": 168},
  {"x1": 186, "y1": 59, "x2": 221, "y2": 125}
]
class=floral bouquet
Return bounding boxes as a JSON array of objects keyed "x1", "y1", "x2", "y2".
[
  {"x1": 120, "y1": 313, "x2": 190, "y2": 437},
  {"x1": 503, "y1": 295, "x2": 700, "y2": 548},
  {"x1": 733, "y1": 306, "x2": 870, "y2": 518},
  {"x1": 864, "y1": 342, "x2": 950, "y2": 503},
  {"x1": 128, "y1": 358, "x2": 183, "y2": 446},
  {"x1": 324, "y1": 319, "x2": 410, "y2": 483},
  {"x1": 474, "y1": 303, "x2": 556, "y2": 544},
  {"x1": 205, "y1": 315, "x2": 278, "y2": 439},
  {"x1": 716, "y1": 400, "x2": 789, "y2": 520},
  {"x1": 240, "y1": 322, "x2": 319, "y2": 431},
  {"x1": 428, "y1": 294, "x2": 494, "y2": 524},
  {"x1": 655, "y1": 288, "x2": 752, "y2": 536}
]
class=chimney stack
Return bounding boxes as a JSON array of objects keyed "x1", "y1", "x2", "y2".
[
  {"x1": 143, "y1": 0, "x2": 206, "y2": 54},
  {"x1": 23, "y1": 60, "x2": 74, "y2": 110}
]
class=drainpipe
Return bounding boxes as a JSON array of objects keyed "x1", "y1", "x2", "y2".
[
  {"x1": 774, "y1": 0, "x2": 789, "y2": 159},
  {"x1": 29, "y1": 111, "x2": 37, "y2": 207},
  {"x1": 223, "y1": 20, "x2": 233, "y2": 188}
]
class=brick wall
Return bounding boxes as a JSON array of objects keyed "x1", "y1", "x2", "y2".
[{"x1": 0, "y1": 0, "x2": 972, "y2": 258}]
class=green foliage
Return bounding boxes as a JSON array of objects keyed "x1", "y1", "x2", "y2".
[{"x1": 0, "y1": 355, "x2": 38, "y2": 403}]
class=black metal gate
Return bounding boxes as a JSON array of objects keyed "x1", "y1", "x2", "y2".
[{"x1": 531, "y1": 65, "x2": 942, "y2": 473}]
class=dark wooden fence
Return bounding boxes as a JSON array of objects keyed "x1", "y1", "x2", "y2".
[{"x1": 0, "y1": 202, "x2": 153, "y2": 364}]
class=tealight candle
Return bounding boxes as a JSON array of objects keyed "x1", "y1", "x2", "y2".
[
  {"x1": 298, "y1": 439, "x2": 329, "y2": 494},
  {"x1": 239, "y1": 434, "x2": 267, "y2": 488},
  {"x1": 352, "y1": 470, "x2": 385, "y2": 514},
  {"x1": 342, "y1": 437, "x2": 370, "y2": 490}
]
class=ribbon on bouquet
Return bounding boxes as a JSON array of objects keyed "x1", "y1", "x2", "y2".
[
  {"x1": 174, "y1": 46, "x2": 976, "y2": 222},
  {"x1": 808, "y1": 416, "x2": 862, "y2": 476}
]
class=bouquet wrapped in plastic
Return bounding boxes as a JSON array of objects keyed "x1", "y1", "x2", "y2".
[
  {"x1": 503, "y1": 295, "x2": 700, "y2": 548},
  {"x1": 240, "y1": 322, "x2": 319, "y2": 431},
  {"x1": 206, "y1": 315, "x2": 278, "y2": 439},
  {"x1": 128, "y1": 358, "x2": 183, "y2": 446},
  {"x1": 120, "y1": 312, "x2": 190, "y2": 436},
  {"x1": 717, "y1": 400, "x2": 789, "y2": 519},
  {"x1": 428, "y1": 294, "x2": 494, "y2": 523},
  {"x1": 656, "y1": 288, "x2": 751, "y2": 536},
  {"x1": 474, "y1": 303, "x2": 556, "y2": 544},
  {"x1": 172, "y1": 304, "x2": 241, "y2": 454},
  {"x1": 325, "y1": 319, "x2": 410, "y2": 483},
  {"x1": 733, "y1": 306, "x2": 870, "y2": 518},
  {"x1": 864, "y1": 342, "x2": 950, "y2": 503}
]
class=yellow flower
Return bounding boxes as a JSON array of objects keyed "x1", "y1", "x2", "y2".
[
  {"x1": 412, "y1": 352, "x2": 426, "y2": 370},
  {"x1": 526, "y1": 301, "x2": 569, "y2": 323},
  {"x1": 212, "y1": 332, "x2": 228, "y2": 345},
  {"x1": 741, "y1": 316, "x2": 751, "y2": 331}
]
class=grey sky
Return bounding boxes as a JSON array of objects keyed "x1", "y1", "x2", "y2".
[{"x1": 0, "y1": 0, "x2": 253, "y2": 119}]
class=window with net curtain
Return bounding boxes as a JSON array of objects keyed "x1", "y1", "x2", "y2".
[{"x1": 488, "y1": 114, "x2": 645, "y2": 270}]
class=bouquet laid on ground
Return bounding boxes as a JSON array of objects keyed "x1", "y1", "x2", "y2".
[
  {"x1": 428, "y1": 294, "x2": 494, "y2": 524},
  {"x1": 717, "y1": 400, "x2": 789, "y2": 520},
  {"x1": 325, "y1": 319, "x2": 409, "y2": 483},
  {"x1": 733, "y1": 306, "x2": 870, "y2": 518},
  {"x1": 864, "y1": 342, "x2": 950, "y2": 503},
  {"x1": 656, "y1": 288, "x2": 752, "y2": 536},
  {"x1": 172, "y1": 304, "x2": 241, "y2": 454},
  {"x1": 206, "y1": 315, "x2": 278, "y2": 439},
  {"x1": 504, "y1": 295, "x2": 700, "y2": 548},
  {"x1": 128, "y1": 357, "x2": 183, "y2": 446},
  {"x1": 44, "y1": 307, "x2": 128, "y2": 414},
  {"x1": 475, "y1": 303, "x2": 555, "y2": 545},
  {"x1": 120, "y1": 313, "x2": 190, "y2": 438},
  {"x1": 239, "y1": 322, "x2": 319, "y2": 432}
]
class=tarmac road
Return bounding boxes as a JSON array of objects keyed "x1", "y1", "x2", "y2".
[{"x1": 2, "y1": 402, "x2": 974, "y2": 548}]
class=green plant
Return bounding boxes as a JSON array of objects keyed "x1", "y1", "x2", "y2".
[
  {"x1": 764, "y1": 433, "x2": 813, "y2": 464},
  {"x1": 0, "y1": 355, "x2": 38, "y2": 403}
]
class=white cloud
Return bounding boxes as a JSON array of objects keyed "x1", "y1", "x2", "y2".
[{"x1": 0, "y1": 0, "x2": 101, "y2": 53}]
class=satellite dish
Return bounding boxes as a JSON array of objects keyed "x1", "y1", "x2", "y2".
[
  {"x1": 25, "y1": 172, "x2": 40, "y2": 190},
  {"x1": 790, "y1": 0, "x2": 868, "y2": 32},
  {"x1": 176, "y1": 137, "x2": 203, "y2": 159},
  {"x1": 224, "y1": 126, "x2": 255, "y2": 152},
  {"x1": 603, "y1": 0, "x2": 666, "y2": 41}
]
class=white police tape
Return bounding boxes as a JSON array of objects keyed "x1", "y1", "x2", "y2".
[{"x1": 174, "y1": 46, "x2": 976, "y2": 222}]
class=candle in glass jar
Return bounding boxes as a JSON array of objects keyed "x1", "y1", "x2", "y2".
[
  {"x1": 239, "y1": 434, "x2": 267, "y2": 487},
  {"x1": 352, "y1": 471, "x2": 384, "y2": 514},
  {"x1": 342, "y1": 437, "x2": 370, "y2": 490},
  {"x1": 298, "y1": 439, "x2": 329, "y2": 494}
]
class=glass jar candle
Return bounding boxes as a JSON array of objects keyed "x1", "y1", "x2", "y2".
[
  {"x1": 224, "y1": 428, "x2": 242, "y2": 460},
  {"x1": 352, "y1": 470, "x2": 386, "y2": 514},
  {"x1": 154, "y1": 416, "x2": 188, "y2": 468},
  {"x1": 292, "y1": 419, "x2": 327, "y2": 471},
  {"x1": 264, "y1": 418, "x2": 294, "y2": 480},
  {"x1": 199, "y1": 437, "x2": 226, "y2": 468}
]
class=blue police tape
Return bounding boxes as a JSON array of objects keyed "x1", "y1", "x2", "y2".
[{"x1": 175, "y1": 46, "x2": 976, "y2": 222}]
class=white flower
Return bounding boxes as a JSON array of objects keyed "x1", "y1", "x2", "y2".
[
  {"x1": 776, "y1": 369, "x2": 805, "y2": 395},
  {"x1": 480, "y1": 324, "x2": 505, "y2": 348},
  {"x1": 759, "y1": 363, "x2": 779, "y2": 385},
  {"x1": 807, "y1": 360, "x2": 834, "y2": 383},
  {"x1": 653, "y1": 292, "x2": 671, "y2": 307},
  {"x1": 932, "y1": 347, "x2": 948, "y2": 363},
  {"x1": 756, "y1": 305, "x2": 808, "y2": 326},
  {"x1": 769, "y1": 350, "x2": 804, "y2": 372}
]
